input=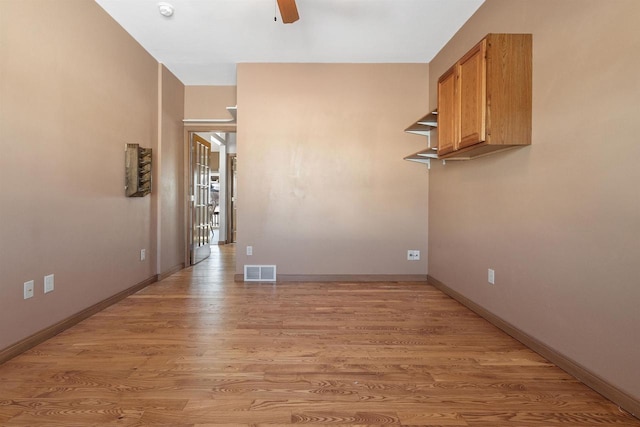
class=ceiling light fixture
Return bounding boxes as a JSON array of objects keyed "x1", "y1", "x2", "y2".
[{"x1": 158, "y1": 2, "x2": 174, "y2": 17}]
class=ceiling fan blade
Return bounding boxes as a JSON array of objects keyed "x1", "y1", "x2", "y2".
[{"x1": 277, "y1": 0, "x2": 299, "y2": 24}]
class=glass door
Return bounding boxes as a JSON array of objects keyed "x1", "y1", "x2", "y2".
[
  {"x1": 227, "y1": 154, "x2": 237, "y2": 243},
  {"x1": 189, "y1": 133, "x2": 212, "y2": 265}
]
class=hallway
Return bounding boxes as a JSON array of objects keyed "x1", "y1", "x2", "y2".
[{"x1": 0, "y1": 246, "x2": 637, "y2": 425}]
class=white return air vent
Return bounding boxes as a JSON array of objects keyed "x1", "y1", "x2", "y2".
[{"x1": 244, "y1": 265, "x2": 277, "y2": 282}]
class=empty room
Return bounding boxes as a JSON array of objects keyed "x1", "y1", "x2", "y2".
[{"x1": 1, "y1": 0, "x2": 639, "y2": 425}]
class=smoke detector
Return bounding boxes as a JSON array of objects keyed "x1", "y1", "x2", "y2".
[{"x1": 158, "y1": 2, "x2": 174, "y2": 17}]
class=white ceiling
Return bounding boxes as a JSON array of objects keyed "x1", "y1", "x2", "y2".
[{"x1": 95, "y1": 0, "x2": 484, "y2": 86}]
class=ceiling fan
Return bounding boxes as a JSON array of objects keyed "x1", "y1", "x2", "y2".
[{"x1": 276, "y1": 0, "x2": 299, "y2": 24}]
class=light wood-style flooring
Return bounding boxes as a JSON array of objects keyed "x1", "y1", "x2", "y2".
[{"x1": 1, "y1": 245, "x2": 638, "y2": 426}]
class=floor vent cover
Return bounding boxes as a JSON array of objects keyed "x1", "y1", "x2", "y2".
[{"x1": 244, "y1": 265, "x2": 277, "y2": 282}]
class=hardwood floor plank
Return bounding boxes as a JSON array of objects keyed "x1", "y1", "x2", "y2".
[
  {"x1": 290, "y1": 411, "x2": 400, "y2": 424},
  {"x1": 460, "y1": 411, "x2": 639, "y2": 425},
  {"x1": 2, "y1": 401, "x2": 145, "y2": 426},
  {"x1": 397, "y1": 411, "x2": 469, "y2": 425},
  {"x1": 140, "y1": 407, "x2": 291, "y2": 424},
  {"x1": 0, "y1": 245, "x2": 637, "y2": 426}
]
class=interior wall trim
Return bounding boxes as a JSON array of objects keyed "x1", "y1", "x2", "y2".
[
  {"x1": 427, "y1": 275, "x2": 639, "y2": 419},
  {"x1": 234, "y1": 274, "x2": 428, "y2": 283},
  {"x1": 158, "y1": 263, "x2": 184, "y2": 281},
  {"x1": 0, "y1": 275, "x2": 158, "y2": 365}
]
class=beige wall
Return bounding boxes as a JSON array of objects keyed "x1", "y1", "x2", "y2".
[
  {"x1": 184, "y1": 86, "x2": 237, "y2": 119},
  {"x1": 236, "y1": 63, "x2": 429, "y2": 277},
  {"x1": 8, "y1": 0, "x2": 636, "y2": 405},
  {"x1": 428, "y1": 0, "x2": 640, "y2": 400},
  {"x1": 158, "y1": 66, "x2": 185, "y2": 274},
  {"x1": 0, "y1": 1, "x2": 184, "y2": 350}
]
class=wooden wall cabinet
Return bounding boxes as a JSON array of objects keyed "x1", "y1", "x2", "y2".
[
  {"x1": 125, "y1": 143, "x2": 152, "y2": 197},
  {"x1": 437, "y1": 33, "x2": 532, "y2": 160}
]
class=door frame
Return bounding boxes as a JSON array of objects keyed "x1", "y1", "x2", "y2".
[
  {"x1": 226, "y1": 153, "x2": 237, "y2": 244},
  {"x1": 183, "y1": 124, "x2": 236, "y2": 268}
]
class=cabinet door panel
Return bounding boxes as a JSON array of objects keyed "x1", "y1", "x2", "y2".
[
  {"x1": 458, "y1": 39, "x2": 486, "y2": 149},
  {"x1": 437, "y1": 67, "x2": 457, "y2": 156}
]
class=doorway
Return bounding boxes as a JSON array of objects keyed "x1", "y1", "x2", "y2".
[{"x1": 187, "y1": 130, "x2": 237, "y2": 266}]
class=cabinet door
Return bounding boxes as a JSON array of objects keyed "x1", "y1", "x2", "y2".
[
  {"x1": 457, "y1": 39, "x2": 487, "y2": 149},
  {"x1": 437, "y1": 66, "x2": 457, "y2": 156}
]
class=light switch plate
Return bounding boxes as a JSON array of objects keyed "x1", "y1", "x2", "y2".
[
  {"x1": 44, "y1": 274, "x2": 54, "y2": 293},
  {"x1": 488, "y1": 268, "x2": 495, "y2": 285}
]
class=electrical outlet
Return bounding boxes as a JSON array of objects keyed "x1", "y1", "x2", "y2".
[
  {"x1": 246, "y1": 246, "x2": 253, "y2": 256},
  {"x1": 24, "y1": 280, "x2": 34, "y2": 299},
  {"x1": 140, "y1": 249, "x2": 146, "y2": 261},
  {"x1": 407, "y1": 250, "x2": 420, "y2": 261},
  {"x1": 488, "y1": 268, "x2": 495, "y2": 285},
  {"x1": 44, "y1": 274, "x2": 54, "y2": 293}
]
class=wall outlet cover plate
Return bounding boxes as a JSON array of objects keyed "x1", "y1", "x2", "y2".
[{"x1": 24, "y1": 280, "x2": 34, "y2": 299}]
